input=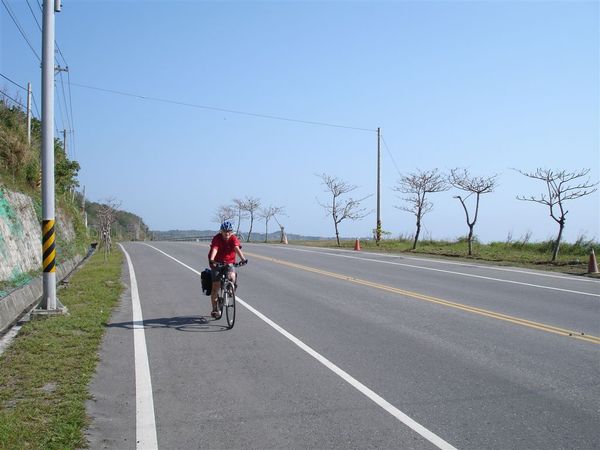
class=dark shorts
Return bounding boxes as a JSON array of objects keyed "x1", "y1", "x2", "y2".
[{"x1": 211, "y1": 265, "x2": 236, "y2": 282}]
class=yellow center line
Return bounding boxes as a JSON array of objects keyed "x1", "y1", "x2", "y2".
[{"x1": 247, "y1": 252, "x2": 600, "y2": 345}]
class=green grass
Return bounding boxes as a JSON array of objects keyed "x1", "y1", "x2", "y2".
[
  {"x1": 290, "y1": 237, "x2": 600, "y2": 276},
  {"x1": 0, "y1": 249, "x2": 123, "y2": 450}
]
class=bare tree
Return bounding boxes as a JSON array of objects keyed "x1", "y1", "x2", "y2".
[
  {"x1": 448, "y1": 168, "x2": 498, "y2": 256},
  {"x1": 232, "y1": 198, "x2": 249, "y2": 236},
  {"x1": 212, "y1": 204, "x2": 235, "y2": 226},
  {"x1": 394, "y1": 169, "x2": 448, "y2": 250},
  {"x1": 259, "y1": 205, "x2": 285, "y2": 243},
  {"x1": 241, "y1": 196, "x2": 261, "y2": 242},
  {"x1": 97, "y1": 197, "x2": 121, "y2": 260},
  {"x1": 516, "y1": 168, "x2": 598, "y2": 261},
  {"x1": 316, "y1": 173, "x2": 372, "y2": 246},
  {"x1": 273, "y1": 214, "x2": 288, "y2": 243}
]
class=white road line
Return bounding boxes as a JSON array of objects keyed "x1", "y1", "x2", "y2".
[
  {"x1": 274, "y1": 244, "x2": 600, "y2": 283},
  {"x1": 268, "y1": 246, "x2": 600, "y2": 298},
  {"x1": 143, "y1": 243, "x2": 457, "y2": 450},
  {"x1": 119, "y1": 244, "x2": 159, "y2": 450}
]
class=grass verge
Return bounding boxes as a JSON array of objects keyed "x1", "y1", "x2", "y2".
[
  {"x1": 0, "y1": 248, "x2": 123, "y2": 450},
  {"x1": 290, "y1": 238, "x2": 600, "y2": 276}
]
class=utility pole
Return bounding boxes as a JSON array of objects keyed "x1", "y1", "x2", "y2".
[
  {"x1": 26, "y1": 83, "x2": 32, "y2": 146},
  {"x1": 63, "y1": 129, "x2": 67, "y2": 156},
  {"x1": 39, "y1": 0, "x2": 62, "y2": 311},
  {"x1": 376, "y1": 127, "x2": 381, "y2": 244}
]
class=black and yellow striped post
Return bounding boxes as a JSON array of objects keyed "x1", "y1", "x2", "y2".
[
  {"x1": 40, "y1": 218, "x2": 58, "y2": 310},
  {"x1": 42, "y1": 219, "x2": 56, "y2": 273}
]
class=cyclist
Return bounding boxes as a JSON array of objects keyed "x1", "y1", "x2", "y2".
[{"x1": 208, "y1": 221, "x2": 247, "y2": 319}]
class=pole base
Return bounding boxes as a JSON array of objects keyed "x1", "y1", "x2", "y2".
[{"x1": 31, "y1": 298, "x2": 68, "y2": 319}]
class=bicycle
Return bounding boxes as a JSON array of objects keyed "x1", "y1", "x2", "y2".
[{"x1": 212, "y1": 261, "x2": 246, "y2": 329}]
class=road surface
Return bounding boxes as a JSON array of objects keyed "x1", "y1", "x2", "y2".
[{"x1": 86, "y1": 241, "x2": 600, "y2": 449}]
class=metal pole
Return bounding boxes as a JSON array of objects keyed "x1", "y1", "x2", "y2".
[
  {"x1": 376, "y1": 127, "x2": 381, "y2": 244},
  {"x1": 27, "y1": 83, "x2": 32, "y2": 146},
  {"x1": 63, "y1": 129, "x2": 67, "y2": 157},
  {"x1": 41, "y1": 0, "x2": 56, "y2": 310}
]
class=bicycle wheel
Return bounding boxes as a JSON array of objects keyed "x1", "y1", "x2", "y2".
[{"x1": 224, "y1": 282, "x2": 236, "y2": 329}]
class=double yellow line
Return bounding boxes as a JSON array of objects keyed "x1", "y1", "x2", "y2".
[{"x1": 248, "y1": 252, "x2": 600, "y2": 345}]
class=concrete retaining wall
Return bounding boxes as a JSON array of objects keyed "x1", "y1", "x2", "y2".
[
  {"x1": 0, "y1": 189, "x2": 42, "y2": 280},
  {"x1": 0, "y1": 255, "x2": 84, "y2": 334}
]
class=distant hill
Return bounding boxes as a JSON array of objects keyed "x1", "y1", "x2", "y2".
[
  {"x1": 85, "y1": 200, "x2": 150, "y2": 241},
  {"x1": 152, "y1": 229, "x2": 327, "y2": 242}
]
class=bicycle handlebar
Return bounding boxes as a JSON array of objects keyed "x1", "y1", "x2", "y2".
[{"x1": 210, "y1": 259, "x2": 248, "y2": 268}]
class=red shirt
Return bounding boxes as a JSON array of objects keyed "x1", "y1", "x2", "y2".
[{"x1": 209, "y1": 233, "x2": 241, "y2": 264}]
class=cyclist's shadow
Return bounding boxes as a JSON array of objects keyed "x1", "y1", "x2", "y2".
[{"x1": 107, "y1": 315, "x2": 230, "y2": 332}]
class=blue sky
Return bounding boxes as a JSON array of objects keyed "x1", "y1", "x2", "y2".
[{"x1": 2, "y1": 0, "x2": 598, "y2": 242}]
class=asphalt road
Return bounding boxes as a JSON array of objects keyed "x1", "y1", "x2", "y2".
[{"x1": 86, "y1": 241, "x2": 600, "y2": 450}]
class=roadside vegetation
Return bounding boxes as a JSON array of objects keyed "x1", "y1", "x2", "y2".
[
  {"x1": 1, "y1": 93, "x2": 148, "y2": 294},
  {"x1": 293, "y1": 235, "x2": 600, "y2": 276},
  {"x1": 0, "y1": 249, "x2": 123, "y2": 450}
]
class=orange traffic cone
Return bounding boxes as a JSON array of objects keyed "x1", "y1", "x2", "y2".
[
  {"x1": 354, "y1": 238, "x2": 361, "y2": 251},
  {"x1": 588, "y1": 249, "x2": 599, "y2": 274}
]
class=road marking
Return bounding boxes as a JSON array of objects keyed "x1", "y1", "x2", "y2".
[
  {"x1": 143, "y1": 243, "x2": 457, "y2": 450},
  {"x1": 267, "y1": 246, "x2": 600, "y2": 298},
  {"x1": 279, "y1": 245, "x2": 600, "y2": 283},
  {"x1": 119, "y1": 244, "x2": 159, "y2": 450},
  {"x1": 248, "y1": 252, "x2": 600, "y2": 345}
]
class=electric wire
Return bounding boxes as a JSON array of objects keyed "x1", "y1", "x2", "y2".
[
  {"x1": 381, "y1": 134, "x2": 403, "y2": 179},
  {"x1": 24, "y1": 0, "x2": 41, "y2": 31},
  {"x1": 28, "y1": 0, "x2": 67, "y2": 69},
  {"x1": 26, "y1": 0, "x2": 74, "y2": 139},
  {"x1": 0, "y1": 73, "x2": 27, "y2": 91},
  {"x1": 59, "y1": 71, "x2": 73, "y2": 133},
  {"x1": 67, "y1": 71, "x2": 76, "y2": 160},
  {"x1": 1, "y1": 0, "x2": 41, "y2": 61},
  {"x1": 0, "y1": 90, "x2": 26, "y2": 109},
  {"x1": 32, "y1": 93, "x2": 41, "y2": 118},
  {"x1": 69, "y1": 82, "x2": 377, "y2": 133},
  {"x1": 55, "y1": 82, "x2": 67, "y2": 134}
]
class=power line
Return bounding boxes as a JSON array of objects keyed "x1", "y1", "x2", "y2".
[
  {"x1": 25, "y1": 0, "x2": 41, "y2": 31},
  {"x1": 0, "y1": 90, "x2": 26, "y2": 109},
  {"x1": 70, "y1": 82, "x2": 377, "y2": 133},
  {"x1": 380, "y1": 134, "x2": 403, "y2": 179},
  {"x1": 58, "y1": 71, "x2": 72, "y2": 132},
  {"x1": 32, "y1": 93, "x2": 41, "y2": 118},
  {"x1": 66, "y1": 71, "x2": 76, "y2": 159},
  {"x1": 1, "y1": 0, "x2": 41, "y2": 61},
  {"x1": 23, "y1": 0, "x2": 68, "y2": 70},
  {"x1": 0, "y1": 72, "x2": 27, "y2": 90}
]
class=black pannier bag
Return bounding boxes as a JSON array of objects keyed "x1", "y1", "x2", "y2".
[{"x1": 201, "y1": 268, "x2": 212, "y2": 295}]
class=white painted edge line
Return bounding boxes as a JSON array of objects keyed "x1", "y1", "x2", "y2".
[
  {"x1": 269, "y1": 245, "x2": 600, "y2": 298},
  {"x1": 273, "y1": 244, "x2": 600, "y2": 284},
  {"x1": 119, "y1": 244, "x2": 159, "y2": 450},
  {"x1": 142, "y1": 243, "x2": 457, "y2": 450}
]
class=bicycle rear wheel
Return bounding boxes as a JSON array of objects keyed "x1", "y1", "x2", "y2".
[{"x1": 224, "y1": 282, "x2": 236, "y2": 329}]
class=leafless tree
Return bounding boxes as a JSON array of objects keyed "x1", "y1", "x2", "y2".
[
  {"x1": 394, "y1": 169, "x2": 448, "y2": 250},
  {"x1": 316, "y1": 173, "x2": 372, "y2": 246},
  {"x1": 232, "y1": 198, "x2": 249, "y2": 236},
  {"x1": 241, "y1": 196, "x2": 261, "y2": 242},
  {"x1": 212, "y1": 204, "x2": 235, "y2": 226},
  {"x1": 259, "y1": 205, "x2": 286, "y2": 243},
  {"x1": 97, "y1": 197, "x2": 121, "y2": 260},
  {"x1": 448, "y1": 168, "x2": 498, "y2": 256},
  {"x1": 273, "y1": 214, "x2": 288, "y2": 243},
  {"x1": 516, "y1": 168, "x2": 598, "y2": 261}
]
